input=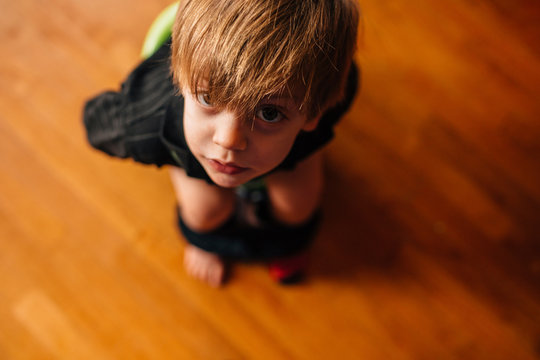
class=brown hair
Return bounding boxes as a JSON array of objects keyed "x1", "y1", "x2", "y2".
[{"x1": 171, "y1": 0, "x2": 359, "y2": 119}]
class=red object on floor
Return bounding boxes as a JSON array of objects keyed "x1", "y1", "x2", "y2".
[{"x1": 268, "y1": 253, "x2": 309, "y2": 284}]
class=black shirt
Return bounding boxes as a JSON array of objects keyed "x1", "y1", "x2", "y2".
[{"x1": 83, "y1": 39, "x2": 358, "y2": 185}]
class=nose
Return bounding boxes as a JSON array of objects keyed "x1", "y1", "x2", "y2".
[{"x1": 212, "y1": 111, "x2": 248, "y2": 151}]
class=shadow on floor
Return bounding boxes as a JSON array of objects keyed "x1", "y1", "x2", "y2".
[{"x1": 310, "y1": 159, "x2": 408, "y2": 282}]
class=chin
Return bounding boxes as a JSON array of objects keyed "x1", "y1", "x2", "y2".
[{"x1": 210, "y1": 173, "x2": 253, "y2": 188}]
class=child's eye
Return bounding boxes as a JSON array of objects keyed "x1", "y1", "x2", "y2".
[
  {"x1": 197, "y1": 93, "x2": 212, "y2": 106},
  {"x1": 256, "y1": 106, "x2": 283, "y2": 123}
]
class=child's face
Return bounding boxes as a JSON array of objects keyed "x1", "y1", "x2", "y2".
[{"x1": 182, "y1": 89, "x2": 319, "y2": 188}]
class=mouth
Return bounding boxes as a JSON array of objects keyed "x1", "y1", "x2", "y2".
[{"x1": 207, "y1": 159, "x2": 249, "y2": 175}]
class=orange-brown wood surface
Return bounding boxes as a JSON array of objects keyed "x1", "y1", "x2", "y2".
[{"x1": 1, "y1": 0, "x2": 539, "y2": 359}]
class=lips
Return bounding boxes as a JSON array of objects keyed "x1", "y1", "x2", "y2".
[{"x1": 207, "y1": 159, "x2": 249, "y2": 175}]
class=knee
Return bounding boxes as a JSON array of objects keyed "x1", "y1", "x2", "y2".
[
  {"x1": 266, "y1": 156, "x2": 324, "y2": 225},
  {"x1": 267, "y1": 179, "x2": 323, "y2": 225},
  {"x1": 273, "y1": 189, "x2": 322, "y2": 225},
  {"x1": 179, "y1": 196, "x2": 235, "y2": 232}
]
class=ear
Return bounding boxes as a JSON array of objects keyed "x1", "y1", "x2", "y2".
[{"x1": 302, "y1": 115, "x2": 321, "y2": 132}]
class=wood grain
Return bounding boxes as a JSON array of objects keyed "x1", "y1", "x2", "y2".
[{"x1": 0, "y1": 0, "x2": 539, "y2": 358}]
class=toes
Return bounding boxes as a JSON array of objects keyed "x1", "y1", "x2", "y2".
[
  {"x1": 183, "y1": 245, "x2": 226, "y2": 287},
  {"x1": 209, "y1": 263, "x2": 225, "y2": 288}
]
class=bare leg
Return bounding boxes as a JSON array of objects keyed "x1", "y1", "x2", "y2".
[
  {"x1": 265, "y1": 150, "x2": 324, "y2": 225},
  {"x1": 169, "y1": 167, "x2": 236, "y2": 286}
]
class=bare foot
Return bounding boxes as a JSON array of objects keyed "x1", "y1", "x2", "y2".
[{"x1": 183, "y1": 245, "x2": 226, "y2": 287}]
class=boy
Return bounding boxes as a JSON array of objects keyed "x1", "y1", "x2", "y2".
[{"x1": 84, "y1": 0, "x2": 359, "y2": 287}]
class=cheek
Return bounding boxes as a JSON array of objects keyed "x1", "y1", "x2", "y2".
[
  {"x1": 183, "y1": 108, "x2": 211, "y2": 151},
  {"x1": 250, "y1": 132, "x2": 299, "y2": 167}
]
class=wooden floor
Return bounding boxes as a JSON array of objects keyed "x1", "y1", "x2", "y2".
[{"x1": 1, "y1": 0, "x2": 539, "y2": 358}]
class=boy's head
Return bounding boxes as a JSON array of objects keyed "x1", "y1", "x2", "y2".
[{"x1": 170, "y1": 0, "x2": 359, "y2": 119}]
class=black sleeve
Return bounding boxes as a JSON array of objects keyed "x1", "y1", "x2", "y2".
[
  {"x1": 277, "y1": 62, "x2": 360, "y2": 170},
  {"x1": 82, "y1": 40, "x2": 177, "y2": 167}
]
